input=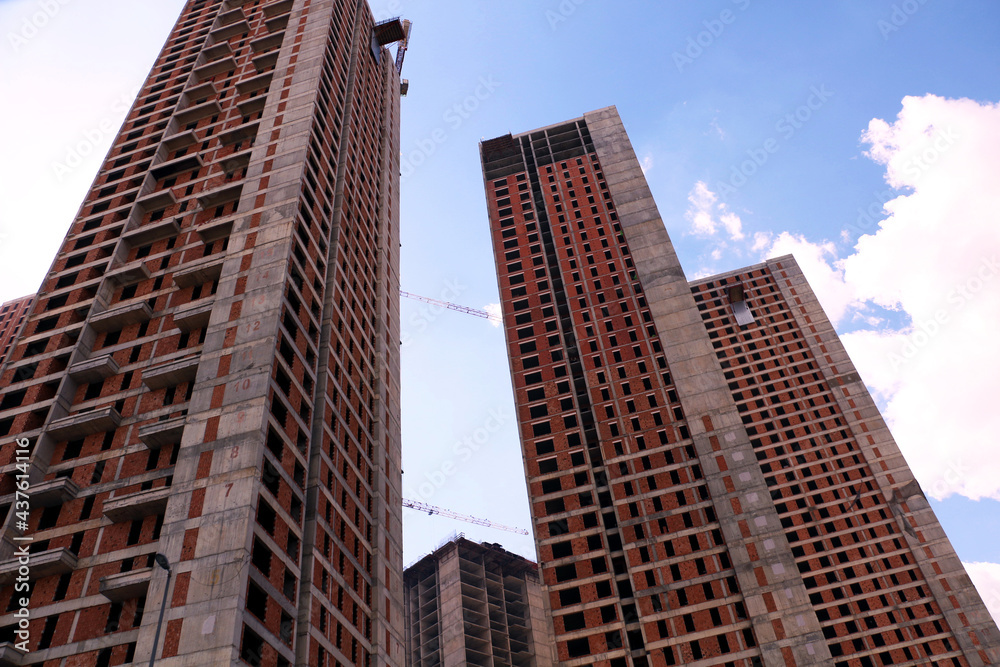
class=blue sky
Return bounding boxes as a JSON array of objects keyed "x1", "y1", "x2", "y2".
[{"x1": 2, "y1": 0, "x2": 999, "y2": 611}]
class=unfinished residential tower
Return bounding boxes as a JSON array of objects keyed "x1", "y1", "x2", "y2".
[
  {"x1": 403, "y1": 536, "x2": 555, "y2": 667},
  {"x1": 480, "y1": 106, "x2": 1000, "y2": 667},
  {"x1": 0, "y1": 297, "x2": 33, "y2": 369},
  {"x1": 0, "y1": 1, "x2": 411, "y2": 665}
]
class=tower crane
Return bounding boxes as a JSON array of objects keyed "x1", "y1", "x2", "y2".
[
  {"x1": 398, "y1": 289, "x2": 518, "y2": 536},
  {"x1": 403, "y1": 498, "x2": 530, "y2": 536},
  {"x1": 399, "y1": 290, "x2": 501, "y2": 324}
]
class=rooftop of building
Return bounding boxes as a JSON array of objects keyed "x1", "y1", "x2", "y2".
[
  {"x1": 403, "y1": 533, "x2": 538, "y2": 582},
  {"x1": 0, "y1": 294, "x2": 34, "y2": 310},
  {"x1": 481, "y1": 105, "x2": 619, "y2": 148},
  {"x1": 687, "y1": 254, "x2": 797, "y2": 287}
]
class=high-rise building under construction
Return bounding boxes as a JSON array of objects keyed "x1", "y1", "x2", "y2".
[
  {"x1": 0, "y1": 297, "x2": 33, "y2": 369},
  {"x1": 480, "y1": 106, "x2": 1000, "y2": 667},
  {"x1": 0, "y1": 1, "x2": 410, "y2": 665},
  {"x1": 403, "y1": 536, "x2": 555, "y2": 667}
]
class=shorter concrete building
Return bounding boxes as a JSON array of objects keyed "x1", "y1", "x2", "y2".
[{"x1": 404, "y1": 536, "x2": 556, "y2": 667}]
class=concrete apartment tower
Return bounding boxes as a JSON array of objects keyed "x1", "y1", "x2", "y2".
[
  {"x1": 480, "y1": 106, "x2": 1000, "y2": 667},
  {"x1": 403, "y1": 536, "x2": 556, "y2": 667},
  {"x1": 0, "y1": 1, "x2": 410, "y2": 665}
]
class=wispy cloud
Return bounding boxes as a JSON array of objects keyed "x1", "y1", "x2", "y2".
[
  {"x1": 710, "y1": 118, "x2": 726, "y2": 140},
  {"x1": 484, "y1": 303, "x2": 503, "y2": 328},
  {"x1": 685, "y1": 180, "x2": 744, "y2": 240}
]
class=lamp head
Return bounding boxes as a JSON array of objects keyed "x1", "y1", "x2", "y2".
[{"x1": 154, "y1": 553, "x2": 171, "y2": 572}]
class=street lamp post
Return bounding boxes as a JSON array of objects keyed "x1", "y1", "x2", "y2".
[{"x1": 149, "y1": 554, "x2": 171, "y2": 667}]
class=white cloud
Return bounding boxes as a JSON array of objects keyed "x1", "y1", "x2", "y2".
[
  {"x1": 843, "y1": 95, "x2": 1000, "y2": 501},
  {"x1": 839, "y1": 329, "x2": 906, "y2": 403},
  {"x1": 720, "y1": 212, "x2": 744, "y2": 241},
  {"x1": 754, "y1": 95, "x2": 1000, "y2": 501},
  {"x1": 640, "y1": 154, "x2": 654, "y2": 174},
  {"x1": 685, "y1": 181, "x2": 745, "y2": 241},
  {"x1": 710, "y1": 118, "x2": 727, "y2": 140},
  {"x1": 751, "y1": 231, "x2": 773, "y2": 252},
  {"x1": 964, "y1": 562, "x2": 1000, "y2": 626},
  {"x1": 686, "y1": 181, "x2": 718, "y2": 235},
  {"x1": 484, "y1": 303, "x2": 503, "y2": 328}
]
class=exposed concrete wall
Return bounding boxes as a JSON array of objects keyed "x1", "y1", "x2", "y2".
[
  {"x1": 524, "y1": 567, "x2": 556, "y2": 667},
  {"x1": 372, "y1": 24, "x2": 406, "y2": 665},
  {"x1": 585, "y1": 106, "x2": 832, "y2": 665},
  {"x1": 437, "y1": 545, "x2": 466, "y2": 666}
]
